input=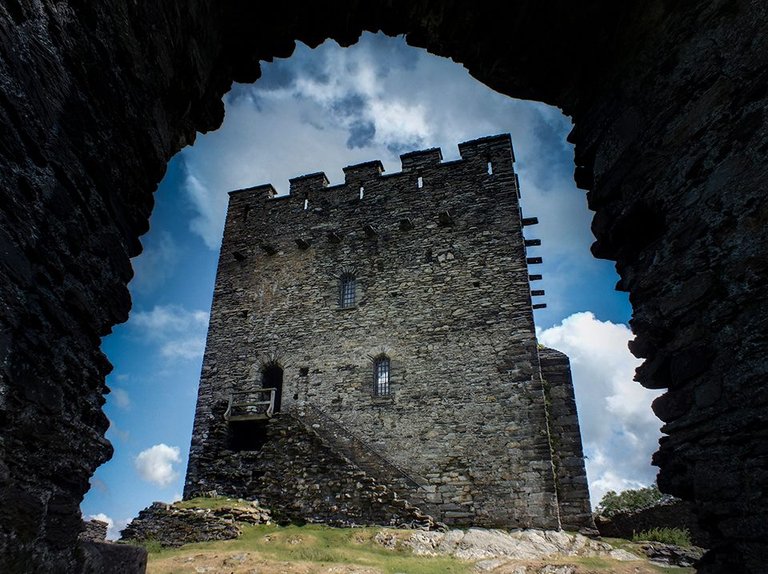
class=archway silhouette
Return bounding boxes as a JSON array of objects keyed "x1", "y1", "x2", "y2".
[{"x1": 0, "y1": 3, "x2": 765, "y2": 572}]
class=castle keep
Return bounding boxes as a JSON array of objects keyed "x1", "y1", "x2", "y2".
[{"x1": 184, "y1": 134, "x2": 592, "y2": 530}]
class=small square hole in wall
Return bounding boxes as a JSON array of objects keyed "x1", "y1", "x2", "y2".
[{"x1": 299, "y1": 367, "x2": 309, "y2": 377}]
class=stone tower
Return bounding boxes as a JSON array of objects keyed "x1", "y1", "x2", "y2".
[{"x1": 184, "y1": 134, "x2": 592, "y2": 530}]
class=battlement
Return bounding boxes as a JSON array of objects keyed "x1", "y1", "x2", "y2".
[
  {"x1": 400, "y1": 147, "x2": 443, "y2": 171},
  {"x1": 343, "y1": 160, "x2": 384, "y2": 183},
  {"x1": 228, "y1": 134, "x2": 516, "y2": 205}
]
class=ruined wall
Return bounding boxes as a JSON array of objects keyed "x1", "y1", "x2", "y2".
[
  {"x1": 186, "y1": 135, "x2": 562, "y2": 529},
  {"x1": 0, "y1": 0, "x2": 766, "y2": 571}
]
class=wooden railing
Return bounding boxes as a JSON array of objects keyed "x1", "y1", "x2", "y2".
[{"x1": 224, "y1": 388, "x2": 276, "y2": 421}]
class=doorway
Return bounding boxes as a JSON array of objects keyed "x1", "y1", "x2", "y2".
[{"x1": 262, "y1": 362, "x2": 283, "y2": 414}]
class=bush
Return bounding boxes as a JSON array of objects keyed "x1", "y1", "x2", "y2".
[
  {"x1": 632, "y1": 527, "x2": 692, "y2": 547},
  {"x1": 596, "y1": 485, "x2": 673, "y2": 517}
]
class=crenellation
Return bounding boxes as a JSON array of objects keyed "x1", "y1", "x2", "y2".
[
  {"x1": 288, "y1": 171, "x2": 330, "y2": 196},
  {"x1": 228, "y1": 183, "x2": 277, "y2": 201},
  {"x1": 343, "y1": 160, "x2": 385, "y2": 183},
  {"x1": 399, "y1": 147, "x2": 443, "y2": 171}
]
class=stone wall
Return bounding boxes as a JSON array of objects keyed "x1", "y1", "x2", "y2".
[
  {"x1": 1, "y1": 1, "x2": 766, "y2": 571},
  {"x1": 185, "y1": 135, "x2": 568, "y2": 529},
  {"x1": 538, "y1": 348, "x2": 593, "y2": 531}
]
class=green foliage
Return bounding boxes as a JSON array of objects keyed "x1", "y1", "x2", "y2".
[
  {"x1": 596, "y1": 484, "x2": 672, "y2": 517},
  {"x1": 633, "y1": 527, "x2": 692, "y2": 547}
]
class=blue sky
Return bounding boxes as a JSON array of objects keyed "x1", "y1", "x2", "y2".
[{"x1": 81, "y1": 33, "x2": 663, "y2": 538}]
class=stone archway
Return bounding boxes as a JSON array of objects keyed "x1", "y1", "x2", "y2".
[{"x1": 0, "y1": 2, "x2": 766, "y2": 572}]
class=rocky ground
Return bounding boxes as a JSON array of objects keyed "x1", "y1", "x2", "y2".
[
  {"x1": 119, "y1": 498, "x2": 698, "y2": 573},
  {"x1": 140, "y1": 524, "x2": 695, "y2": 574}
]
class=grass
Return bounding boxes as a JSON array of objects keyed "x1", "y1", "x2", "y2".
[
  {"x1": 140, "y1": 514, "x2": 697, "y2": 574},
  {"x1": 632, "y1": 527, "x2": 693, "y2": 547},
  {"x1": 173, "y1": 496, "x2": 255, "y2": 510},
  {"x1": 146, "y1": 524, "x2": 471, "y2": 574}
]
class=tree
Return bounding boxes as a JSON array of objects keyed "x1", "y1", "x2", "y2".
[{"x1": 595, "y1": 484, "x2": 674, "y2": 517}]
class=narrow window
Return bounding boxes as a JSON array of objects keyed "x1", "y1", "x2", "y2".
[
  {"x1": 339, "y1": 273, "x2": 356, "y2": 308},
  {"x1": 487, "y1": 161, "x2": 493, "y2": 175},
  {"x1": 417, "y1": 176, "x2": 423, "y2": 189},
  {"x1": 359, "y1": 186, "x2": 364, "y2": 199},
  {"x1": 374, "y1": 355, "x2": 391, "y2": 396},
  {"x1": 303, "y1": 198, "x2": 309, "y2": 210}
]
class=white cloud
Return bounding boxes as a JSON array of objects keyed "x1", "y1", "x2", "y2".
[
  {"x1": 130, "y1": 231, "x2": 179, "y2": 293},
  {"x1": 130, "y1": 305, "x2": 209, "y2": 362},
  {"x1": 111, "y1": 387, "x2": 131, "y2": 410},
  {"x1": 538, "y1": 312, "x2": 663, "y2": 506},
  {"x1": 160, "y1": 337, "x2": 207, "y2": 360},
  {"x1": 131, "y1": 305, "x2": 209, "y2": 334},
  {"x1": 178, "y1": 32, "x2": 590, "y2": 266},
  {"x1": 134, "y1": 443, "x2": 182, "y2": 487}
]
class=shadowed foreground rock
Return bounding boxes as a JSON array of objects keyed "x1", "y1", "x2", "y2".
[{"x1": 0, "y1": 1, "x2": 766, "y2": 572}]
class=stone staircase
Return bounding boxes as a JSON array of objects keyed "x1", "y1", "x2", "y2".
[{"x1": 291, "y1": 404, "x2": 439, "y2": 517}]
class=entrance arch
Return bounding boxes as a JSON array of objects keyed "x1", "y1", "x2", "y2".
[{"x1": 0, "y1": 2, "x2": 766, "y2": 571}]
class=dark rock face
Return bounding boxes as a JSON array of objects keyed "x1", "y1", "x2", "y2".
[
  {"x1": 638, "y1": 542, "x2": 705, "y2": 569},
  {"x1": 0, "y1": 1, "x2": 766, "y2": 572},
  {"x1": 76, "y1": 542, "x2": 147, "y2": 574}
]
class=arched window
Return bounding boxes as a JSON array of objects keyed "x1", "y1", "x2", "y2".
[
  {"x1": 339, "y1": 273, "x2": 356, "y2": 308},
  {"x1": 373, "y1": 355, "x2": 390, "y2": 396}
]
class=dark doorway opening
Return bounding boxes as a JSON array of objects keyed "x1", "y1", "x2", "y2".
[
  {"x1": 262, "y1": 363, "x2": 283, "y2": 413},
  {"x1": 228, "y1": 420, "x2": 269, "y2": 451}
]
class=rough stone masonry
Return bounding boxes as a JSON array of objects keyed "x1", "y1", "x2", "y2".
[{"x1": 184, "y1": 134, "x2": 593, "y2": 531}]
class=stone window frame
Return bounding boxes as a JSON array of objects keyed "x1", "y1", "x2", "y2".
[{"x1": 373, "y1": 354, "x2": 391, "y2": 396}]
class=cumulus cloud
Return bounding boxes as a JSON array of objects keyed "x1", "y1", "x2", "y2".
[
  {"x1": 178, "y1": 32, "x2": 590, "y2": 266},
  {"x1": 538, "y1": 312, "x2": 664, "y2": 506},
  {"x1": 130, "y1": 304, "x2": 209, "y2": 362},
  {"x1": 134, "y1": 444, "x2": 182, "y2": 487}
]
